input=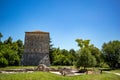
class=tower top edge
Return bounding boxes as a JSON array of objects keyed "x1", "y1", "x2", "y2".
[{"x1": 25, "y1": 30, "x2": 49, "y2": 34}]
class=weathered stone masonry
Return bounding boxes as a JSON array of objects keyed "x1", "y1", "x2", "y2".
[{"x1": 21, "y1": 31, "x2": 50, "y2": 66}]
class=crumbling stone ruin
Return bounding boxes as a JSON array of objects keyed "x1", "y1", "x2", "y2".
[
  {"x1": 21, "y1": 31, "x2": 50, "y2": 66},
  {"x1": 35, "y1": 64, "x2": 50, "y2": 71},
  {"x1": 59, "y1": 68, "x2": 74, "y2": 76}
]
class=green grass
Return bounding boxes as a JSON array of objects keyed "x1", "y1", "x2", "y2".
[
  {"x1": 110, "y1": 69, "x2": 120, "y2": 73},
  {"x1": 0, "y1": 71, "x2": 120, "y2": 80},
  {"x1": 0, "y1": 66, "x2": 120, "y2": 80}
]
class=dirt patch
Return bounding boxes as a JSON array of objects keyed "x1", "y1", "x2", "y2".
[{"x1": 0, "y1": 68, "x2": 34, "y2": 74}]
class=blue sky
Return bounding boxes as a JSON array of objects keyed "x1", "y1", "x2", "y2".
[{"x1": 0, "y1": 0, "x2": 120, "y2": 50}]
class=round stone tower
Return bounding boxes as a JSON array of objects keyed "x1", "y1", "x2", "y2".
[{"x1": 21, "y1": 30, "x2": 50, "y2": 66}]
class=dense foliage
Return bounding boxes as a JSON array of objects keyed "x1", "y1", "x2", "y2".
[
  {"x1": 0, "y1": 32, "x2": 24, "y2": 67},
  {"x1": 50, "y1": 48, "x2": 77, "y2": 66},
  {"x1": 102, "y1": 40, "x2": 120, "y2": 68},
  {"x1": 75, "y1": 48, "x2": 97, "y2": 68},
  {"x1": 75, "y1": 39, "x2": 98, "y2": 68}
]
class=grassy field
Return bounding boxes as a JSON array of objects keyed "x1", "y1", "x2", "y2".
[
  {"x1": 110, "y1": 69, "x2": 120, "y2": 73},
  {"x1": 0, "y1": 71, "x2": 120, "y2": 80},
  {"x1": 0, "y1": 66, "x2": 120, "y2": 80}
]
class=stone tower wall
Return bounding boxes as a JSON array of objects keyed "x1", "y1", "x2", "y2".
[{"x1": 21, "y1": 31, "x2": 50, "y2": 66}]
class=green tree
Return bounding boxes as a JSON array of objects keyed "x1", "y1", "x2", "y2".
[
  {"x1": 49, "y1": 38, "x2": 54, "y2": 64},
  {"x1": 0, "y1": 32, "x2": 3, "y2": 43},
  {"x1": 0, "y1": 35, "x2": 23, "y2": 67},
  {"x1": 4, "y1": 37, "x2": 12, "y2": 44},
  {"x1": 51, "y1": 48, "x2": 61, "y2": 65},
  {"x1": 0, "y1": 57, "x2": 8, "y2": 67},
  {"x1": 16, "y1": 40, "x2": 24, "y2": 58},
  {"x1": 61, "y1": 49, "x2": 69, "y2": 55},
  {"x1": 16, "y1": 39, "x2": 23, "y2": 48},
  {"x1": 1, "y1": 44, "x2": 20, "y2": 66},
  {"x1": 51, "y1": 48, "x2": 74, "y2": 66},
  {"x1": 69, "y1": 49, "x2": 77, "y2": 65},
  {"x1": 0, "y1": 52, "x2": 8, "y2": 67},
  {"x1": 76, "y1": 39, "x2": 90, "y2": 48},
  {"x1": 89, "y1": 45, "x2": 102, "y2": 67},
  {"x1": 75, "y1": 39, "x2": 97, "y2": 69},
  {"x1": 75, "y1": 48, "x2": 96, "y2": 69},
  {"x1": 102, "y1": 40, "x2": 120, "y2": 68}
]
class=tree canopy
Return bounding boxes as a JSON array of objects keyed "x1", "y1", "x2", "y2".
[
  {"x1": 75, "y1": 39, "x2": 97, "y2": 69},
  {"x1": 102, "y1": 40, "x2": 120, "y2": 68},
  {"x1": 0, "y1": 33, "x2": 24, "y2": 67}
]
